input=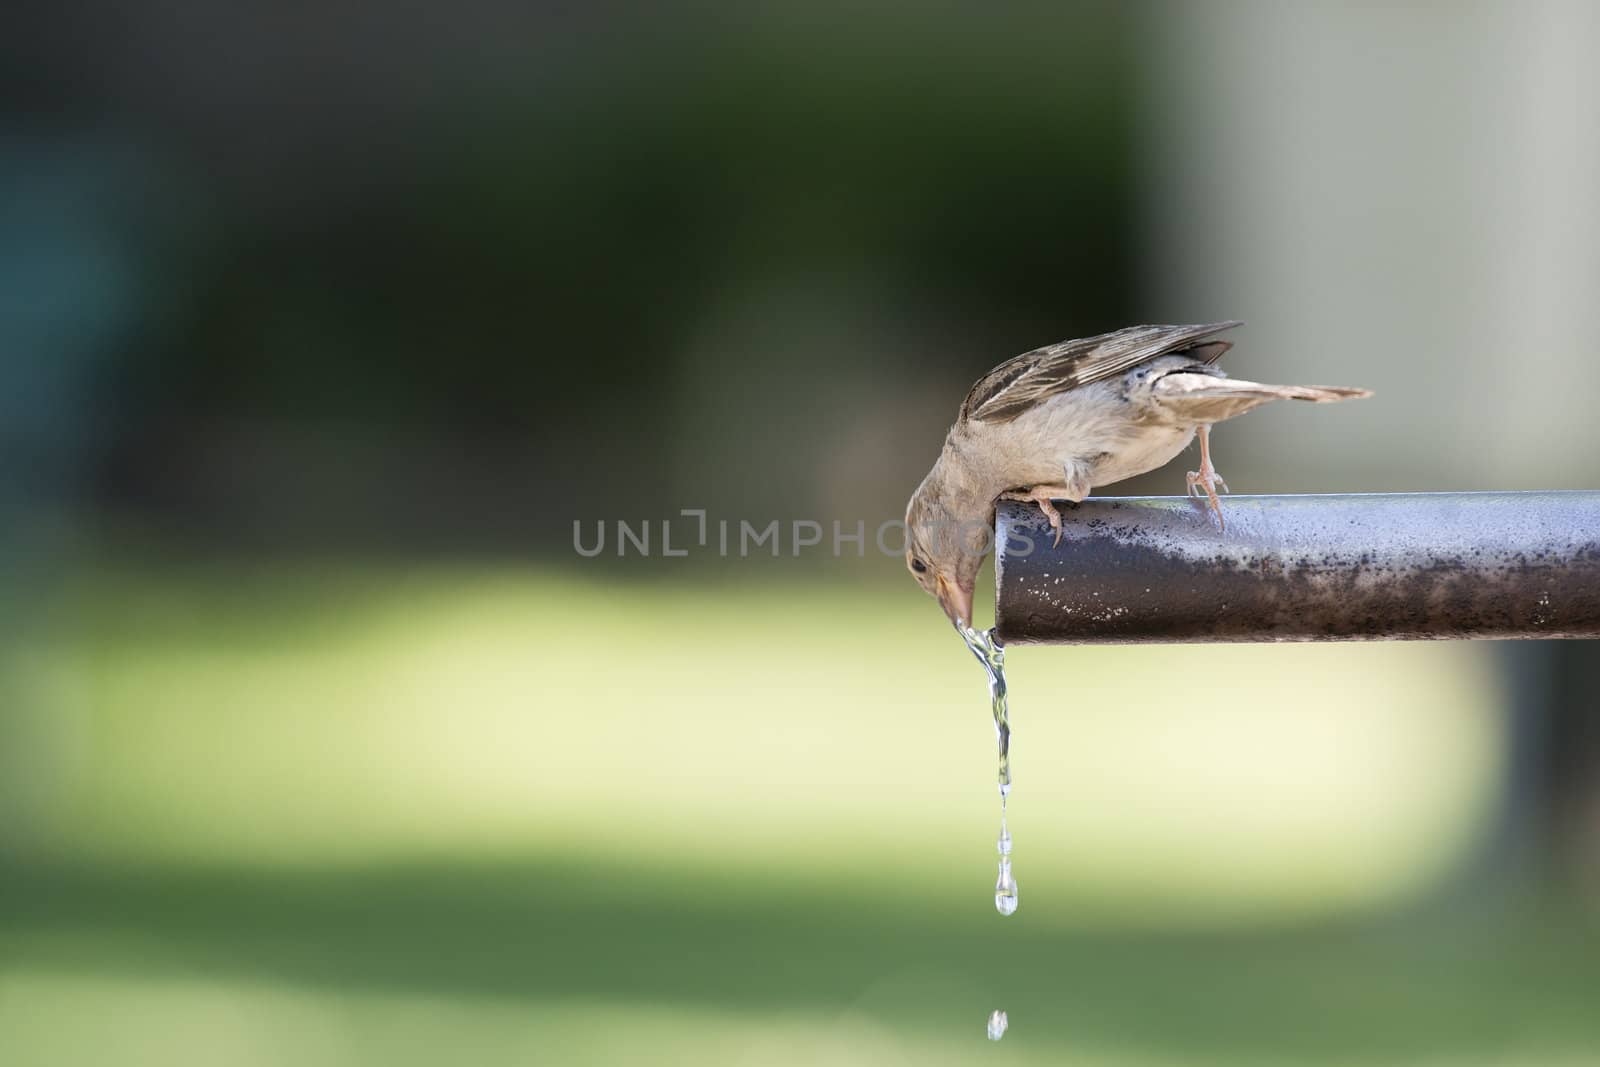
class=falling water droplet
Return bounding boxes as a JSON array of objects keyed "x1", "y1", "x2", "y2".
[
  {"x1": 995, "y1": 809, "x2": 1018, "y2": 914},
  {"x1": 994, "y1": 857, "x2": 1018, "y2": 916},
  {"x1": 986, "y1": 1010, "x2": 1009, "y2": 1041}
]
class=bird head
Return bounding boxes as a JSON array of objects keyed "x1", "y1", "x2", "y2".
[{"x1": 905, "y1": 475, "x2": 991, "y2": 630}]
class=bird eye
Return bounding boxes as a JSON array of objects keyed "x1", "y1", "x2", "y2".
[{"x1": 910, "y1": 558, "x2": 927, "y2": 574}]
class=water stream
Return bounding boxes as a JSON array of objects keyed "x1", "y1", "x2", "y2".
[
  {"x1": 958, "y1": 623, "x2": 1016, "y2": 917},
  {"x1": 959, "y1": 624, "x2": 1015, "y2": 1040}
]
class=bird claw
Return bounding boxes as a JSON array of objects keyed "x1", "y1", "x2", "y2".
[
  {"x1": 1037, "y1": 499, "x2": 1064, "y2": 548},
  {"x1": 1000, "y1": 486, "x2": 1069, "y2": 547},
  {"x1": 1186, "y1": 468, "x2": 1228, "y2": 532},
  {"x1": 1187, "y1": 472, "x2": 1230, "y2": 497}
]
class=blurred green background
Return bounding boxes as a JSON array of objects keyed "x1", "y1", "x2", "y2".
[{"x1": 3, "y1": 3, "x2": 1599, "y2": 1065}]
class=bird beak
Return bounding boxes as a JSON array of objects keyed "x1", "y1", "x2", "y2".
[{"x1": 936, "y1": 575, "x2": 973, "y2": 630}]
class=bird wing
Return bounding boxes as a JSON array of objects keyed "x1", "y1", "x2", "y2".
[{"x1": 959, "y1": 321, "x2": 1243, "y2": 424}]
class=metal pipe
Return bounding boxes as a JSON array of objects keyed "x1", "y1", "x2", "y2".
[{"x1": 993, "y1": 492, "x2": 1600, "y2": 644}]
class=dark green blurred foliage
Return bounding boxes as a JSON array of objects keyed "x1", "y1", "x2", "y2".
[{"x1": 10, "y1": 6, "x2": 1140, "y2": 549}]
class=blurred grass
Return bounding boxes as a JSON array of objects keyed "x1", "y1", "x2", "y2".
[
  {"x1": 3, "y1": 856, "x2": 1599, "y2": 1066},
  {"x1": 5, "y1": 562, "x2": 1501, "y2": 917},
  {"x1": 4, "y1": 558, "x2": 1592, "y2": 1065}
]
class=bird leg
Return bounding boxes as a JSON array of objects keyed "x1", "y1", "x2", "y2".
[
  {"x1": 1185, "y1": 424, "x2": 1230, "y2": 530},
  {"x1": 999, "y1": 484, "x2": 1082, "y2": 548}
]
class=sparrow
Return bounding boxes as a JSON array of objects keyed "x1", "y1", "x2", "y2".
[{"x1": 905, "y1": 321, "x2": 1371, "y2": 628}]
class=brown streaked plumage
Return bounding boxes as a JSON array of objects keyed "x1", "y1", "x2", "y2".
[
  {"x1": 960, "y1": 321, "x2": 1240, "y2": 423},
  {"x1": 906, "y1": 322, "x2": 1372, "y2": 628}
]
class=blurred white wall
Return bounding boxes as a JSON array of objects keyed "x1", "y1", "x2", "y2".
[{"x1": 1141, "y1": 0, "x2": 1600, "y2": 492}]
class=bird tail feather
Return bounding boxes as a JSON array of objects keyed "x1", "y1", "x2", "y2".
[{"x1": 1154, "y1": 373, "x2": 1372, "y2": 423}]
